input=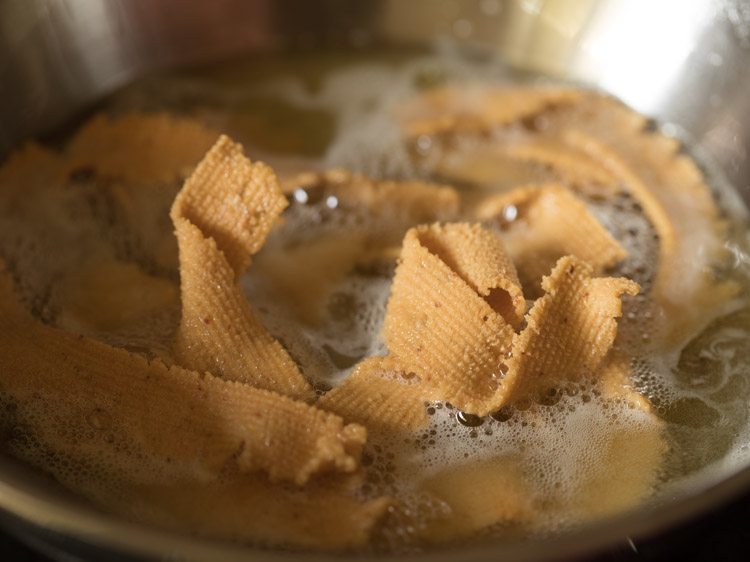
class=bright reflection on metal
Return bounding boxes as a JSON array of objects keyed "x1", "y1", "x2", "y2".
[{"x1": 571, "y1": 0, "x2": 714, "y2": 113}]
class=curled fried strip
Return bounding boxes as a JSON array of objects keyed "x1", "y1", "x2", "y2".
[
  {"x1": 398, "y1": 86, "x2": 581, "y2": 137},
  {"x1": 172, "y1": 220, "x2": 313, "y2": 399},
  {"x1": 0, "y1": 267, "x2": 364, "y2": 486},
  {"x1": 401, "y1": 85, "x2": 735, "y2": 349},
  {"x1": 430, "y1": 141, "x2": 620, "y2": 198},
  {"x1": 171, "y1": 135, "x2": 288, "y2": 275},
  {"x1": 383, "y1": 224, "x2": 637, "y2": 414},
  {"x1": 563, "y1": 127, "x2": 738, "y2": 347},
  {"x1": 476, "y1": 184, "x2": 627, "y2": 296},
  {"x1": 502, "y1": 256, "x2": 639, "y2": 404},
  {"x1": 415, "y1": 222, "x2": 526, "y2": 327},
  {"x1": 170, "y1": 136, "x2": 312, "y2": 398},
  {"x1": 64, "y1": 113, "x2": 220, "y2": 184},
  {"x1": 318, "y1": 357, "x2": 429, "y2": 434},
  {"x1": 383, "y1": 223, "x2": 517, "y2": 415},
  {"x1": 504, "y1": 139, "x2": 621, "y2": 195}
]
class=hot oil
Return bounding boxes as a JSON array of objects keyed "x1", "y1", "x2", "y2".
[{"x1": 1, "y1": 48, "x2": 750, "y2": 551}]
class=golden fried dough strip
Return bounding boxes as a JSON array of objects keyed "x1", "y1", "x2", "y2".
[
  {"x1": 431, "y1": 144, "x2": 541, "y2": 192},
  {"x1": 476, "y1": 184, "x2": 627, "y2": 296},
  {"x1": 0, "y1": 267, "x2": 363, "y2": 486},
  {"x1": 283, "y1": 169, "x2": 460, "y2": 225},
  {"x1": 171, "y1": 134, "x2": 288, "y2": 275},
  {"x1": 384, "y1": 224, "x2": 517, "y2": 415},
  {"x1": 172, "y1": 220, "x2": 312, "y2": 398},
  {"x1": 398, "y1": 86, "x2": 582, "y2": 137},
  {"x1": 64, "y1": 112, "x2": 219, "y2": 184},
  {"x1": 383, "y1": 225, "x2": 635, "y2": 413},
  {"x1": 415, "y1": 222, "x2": 526, "y2": 327},
  {"x1": 418, "y1": 457, "x2": 532, "y2": 542},
  {"x1": 56, "y1": 259, "x2": 178, "y2": 340},
  {"x1": 563, "y1": 126, "x2": 737, "y2": 347},
  {"x1": 403, "y1": 86, "x2": 734, "y2": 347},
  {"x1": 504, "y1": 139, "x2": 621, "y2": 194},
  {"x1": 430, "y1": 141, "x2": 620, "y2": 198},
  {"x1": 120, "y1": 476, "x2": 391, "y2": 550},
  {"x1": 502, "y1": 256, "x2": 639, "y2": 404},
  {"x1": 170, "y1": 136, "x2": 312, "y2": 398},
  {"x1": 319, "y1": 357, "x2": 429, "y2": 434}
]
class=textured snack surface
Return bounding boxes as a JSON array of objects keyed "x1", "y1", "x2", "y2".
[
  {"x1": 384, "y1": 223, "x2": 517, "y2": 415},
  {"x1": 383, "y1": 225, "x2": 638, "y2": 414},
  {"x1": 171, "y1": 134, "x2": 289, "y2": 274},
  {"x1": 0, "y1": 265, "x2": 364, "y2": 486},
  {"x1": 319, "y1": 357, "x2": 429, "y2": 434},
  {"x1": 65, "y1": 112, "x2": 220, "y2": 184},
  {"x1": 503, "y1": 255, "x2": 639, "y2": 404},
  {"x1": 171, "y1": 136, "x2": 312, "y2": 399},
  {"x1": 399, "y1": 86, "x2": 581, "y2": 137},
  {"x1": 0, "y1": 79, "x2": 704, "y2": 549},
  {"x1": 476, "y1": 184, "x2": 627, "y2": 296}
]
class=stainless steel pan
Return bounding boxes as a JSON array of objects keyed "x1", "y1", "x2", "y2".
[{"x1": 1, "y1": 1, "x2": 749, "y2": 560}]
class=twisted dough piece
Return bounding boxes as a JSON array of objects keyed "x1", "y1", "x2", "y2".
[{"x1": 170, "y1": 135, "x2": 313, "y2": 400}]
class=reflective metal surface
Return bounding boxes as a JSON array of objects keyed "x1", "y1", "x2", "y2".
[{"x1": 1, "y1": 0, "x2": 749, "y2": 560}]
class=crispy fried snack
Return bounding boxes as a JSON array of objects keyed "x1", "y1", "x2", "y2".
[
  {"x1": 170, "y1": 136, "x2": 313, "y2": 399},
  {"x1": 476, "y1": 184, "x2": 627, "y2": 296},
  {"x1": 0, "y1": 265, "x2": 363, "y2": 486},
  {"x1": 398, "y1": 86, "x2": 581, "y2": 137},
  {"x1": 400, "y1": 86, "x2": 735, "y2": 348},
  {"x1": 319, "y1": 357, "x2": 429, "y2": 434},
  {"x1": 502, "y1": 256, "x2": 639, "y2": 404},
  {"x1": 64, "y1": 112, "x2": 220, "y2": 184},
  {"x1": 383, "y1": 223, "x2": 637, "y2": 415},
  {"x1": 383, "y1": 223, "x2": 518, "y2": 415}
]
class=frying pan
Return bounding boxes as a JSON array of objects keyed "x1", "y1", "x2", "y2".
[{"x1": 1, "y1": 1, "x2": 749, "y2": 560}]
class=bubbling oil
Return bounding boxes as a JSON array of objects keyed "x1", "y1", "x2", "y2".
[{"x1": 1, "y1": 49, "x2": 750, "y2": 551}]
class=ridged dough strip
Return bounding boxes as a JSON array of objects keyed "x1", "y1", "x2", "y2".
[
  {"x1": 563, "y1": 125, "x2": 738, "y2": 347},
  {"x1": 383, "y1": 223, "x2": 518, "y2": 415},
  {"x1": 0, "y1": 265, "x2": 364, "y2": 486},
  {"x1": 64, "y1": 112, "x2": 220, "y2": 184},
  {"x1": 400, "y1": 86, "x2": 736, "y2": 349},
  {"x1": 170, "y1": 134, "x2": 288, "y2": 275},
  {"x1": 398, "y1": 86, "x2": 581, "y2": 137},
  {"x1": 383, "y1": 223, "x2": 637, "y2": 414},
  {"x1": 170, "y1": 135, "x2": 313, "y2": 399},
  {"x1": 476, "y1": 184, "x2": 627, "y2": 296},
  {"x1": 415, "y1": 222, "x2": 526, "y2": 327},
  {"x1": 318, "y1": 357, "x2": 429, "y2": 435},
  {"x1": 504, "y1": 139, "x2": 621, "y2": 195},
  {"x1": 429, "y1": 140, "x2": 621, "y2": 198},
  {"x1": 502, "y1": 255, "x2": 639, "y2": 404}
]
